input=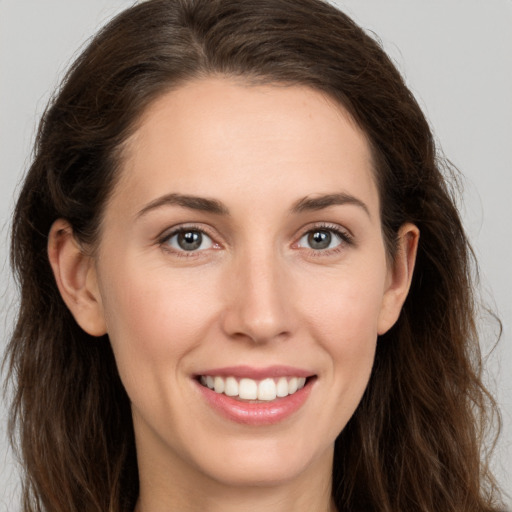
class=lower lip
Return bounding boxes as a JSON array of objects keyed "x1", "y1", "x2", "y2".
[{"x1": 196, "y1": 379, "x2": 314, "y2": 426}]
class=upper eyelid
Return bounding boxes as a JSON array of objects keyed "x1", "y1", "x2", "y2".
[
  {"x1": 158, "y1": 223, "x2": 218, "y2": 242},
  {"x1": 296, "y1": 222, "x2": 353, "y2": 240}
]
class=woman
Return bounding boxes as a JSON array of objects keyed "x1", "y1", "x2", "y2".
[{"x1": 4, "y1": 0, "x2": 504, "y2": 511}]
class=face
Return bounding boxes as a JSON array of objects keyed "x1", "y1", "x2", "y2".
[{"x1": 67, "y1": 78, "x2": 415, "y2": 494}]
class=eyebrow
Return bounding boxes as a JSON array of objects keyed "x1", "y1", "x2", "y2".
[
  {"x1": 137, "y1": 193, "x2": 230, "y2": 217},
  {"x1": 291, "y1": 193, "x2": 371, "y2": 217},
  {"x1": 137, "y1": 191, "x2": 370, "y2": 218}
]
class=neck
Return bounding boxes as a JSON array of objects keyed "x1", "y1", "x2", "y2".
[{"x1": 134, "y1": 485, "x2": 337, "y2": 512}]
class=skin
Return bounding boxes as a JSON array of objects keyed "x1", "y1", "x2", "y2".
[{"x1": 48, "y1": 78, "x2": 418, "y2": 512}]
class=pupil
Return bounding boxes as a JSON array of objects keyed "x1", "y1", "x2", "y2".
[
  {"x1": 178, "y1": 231, "x2": 202, "y2": 251},
  {"x1": 308, "y1": 230, "x2": 331, "y2": 250}
]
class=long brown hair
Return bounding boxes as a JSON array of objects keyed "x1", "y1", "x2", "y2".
[{"x1": 4, "y1": 0, "x2": 503, "y2": 510}]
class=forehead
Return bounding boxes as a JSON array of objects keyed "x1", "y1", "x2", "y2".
[{"x1": 112, "y1": 77, "x2": 379, "y2": 219}]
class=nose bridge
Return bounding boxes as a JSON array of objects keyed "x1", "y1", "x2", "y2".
[{"x1": 222, "y1": 239, "x2": 293, "y2": 343}]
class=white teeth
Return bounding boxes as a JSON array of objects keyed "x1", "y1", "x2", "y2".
[
  {"x1": 257, "y1": 378, "x2": 277, "y2": 401},
  {"x1": 224, "y1": 376, "x2": 239, "y2": 397},
  {"x1": 276, "y1": 377, "x2": 289, "y2": 397},
  {"x1": 288, "y1": 377, "x2": 298, "y2": 394},
  {"x1": 213, "y1": 376, "x2": 225, "y2": 394},
  {"x1": 200, "y1": 375, "x2": 308, "y2": 401},
  {"x1": 239, "y1": 378, "x2": 258, "y2": 400}
]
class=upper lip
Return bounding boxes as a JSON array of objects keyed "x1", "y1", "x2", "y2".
[{"x1": 195, "y1": 365, "x2": 315, "y2": 380}]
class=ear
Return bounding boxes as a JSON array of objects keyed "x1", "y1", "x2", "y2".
[
  {"x1": 377, "y1": 223, "x2": 419, "y2": 335},
  {"x1": 47, "y1": 219, "x2": 107, "y2": 337}
]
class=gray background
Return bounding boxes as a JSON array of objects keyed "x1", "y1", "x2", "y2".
[{"x1": 1, "y1": 1, "x2": 511, "y2": 509}]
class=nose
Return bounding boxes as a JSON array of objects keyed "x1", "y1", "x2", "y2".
[{"x1": 220, "y1": 246, "x2": 295, "y2": 344}]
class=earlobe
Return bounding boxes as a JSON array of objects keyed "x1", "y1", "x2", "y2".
[
  {"x1": 377, "y1": 223, "x2": 419, "y2": 335},
  {"x1": 47, "y1": 219, "x2": 107, "y2": 337}
]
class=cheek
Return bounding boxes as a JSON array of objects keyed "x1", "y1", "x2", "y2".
[
  {"x1": 297, "y1": 261, "x2": 385, "y2": 400},
  {"x1": 301, "y1": 263, "x2": 386, "y2": 344},
  {"x1": 99, "y1": 261, "x2": 221, "y2": 379}
]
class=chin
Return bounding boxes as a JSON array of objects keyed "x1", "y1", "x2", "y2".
[{"x1": 187, "y1": 436, "x2": 333, "y2": 489}]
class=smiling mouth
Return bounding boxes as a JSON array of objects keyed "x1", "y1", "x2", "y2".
[{"x1": 198, "y1": 375, "x2": 311, "y2": 401}]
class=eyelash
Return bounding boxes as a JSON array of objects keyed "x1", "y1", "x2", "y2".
[{"x1": 157, "y1": 222, "x2": 354, "y2": 258}]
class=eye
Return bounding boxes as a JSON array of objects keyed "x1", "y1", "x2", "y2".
[
  {"x1": 164, "y1": 229, "x2": 214, "y2": 252},
  {"x1": 297, "y1": 227, "x2": 349, "y2": 251}
]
